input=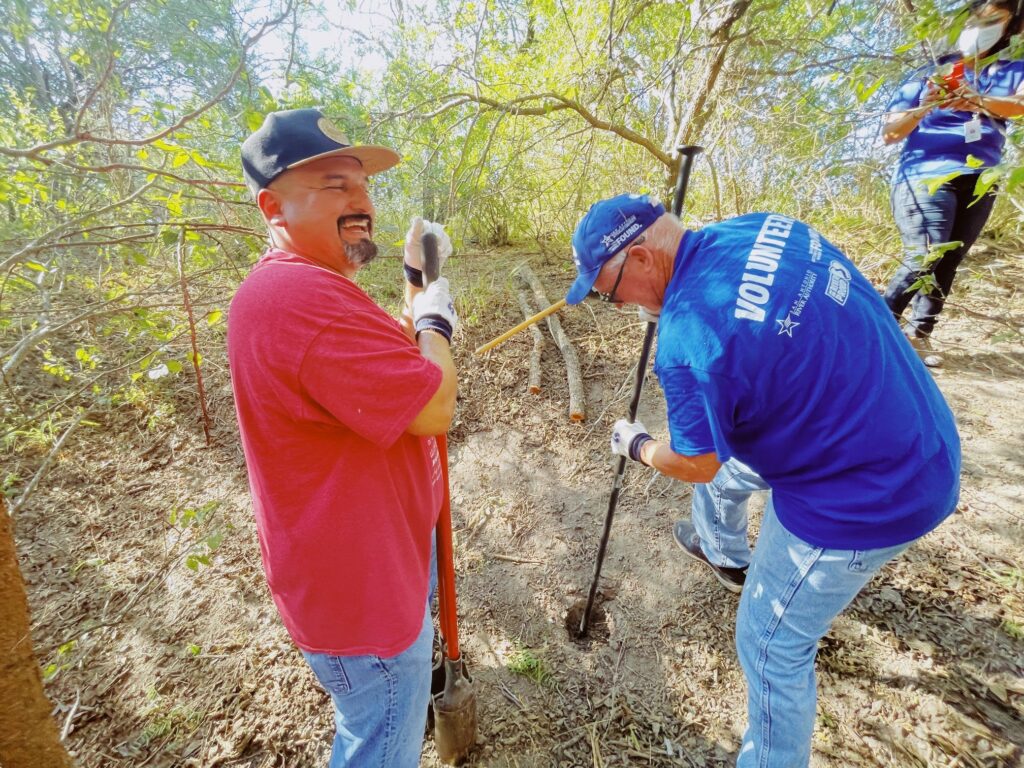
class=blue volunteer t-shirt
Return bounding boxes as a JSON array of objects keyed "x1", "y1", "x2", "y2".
[
  {"x1": 887, "y1": 55, "x2": 1024, "y2": 181},
  {"x1": 654, "y1": 213, "x2": 961, "y2": 550}
]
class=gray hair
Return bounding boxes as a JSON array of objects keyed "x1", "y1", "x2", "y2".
[{"x1": 609, "y1": 212, "x2": 685, "y2": 263}]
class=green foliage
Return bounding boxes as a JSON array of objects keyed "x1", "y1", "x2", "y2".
[
  {"x1": 137, "y1": 689, "x2": 204, "y2": 747},
  {"x1": 169, "y1": 500, "x2": 225, "y2": 572},
  {"x1": 0, "y1": 0, "x2": 282, "y2": 459},
  {"x1": 2, "y1": 0, "x2": 1022, "y2": 473},
  {"x1": 1003, "y1": 618, "x2": 1024, "y2": 640},
  {"x1": 505, "y1": 642, "x2": 551, "y2": 685},
  {"x1": 43, "y1": 640, "x2": 78, "y2": 681}
]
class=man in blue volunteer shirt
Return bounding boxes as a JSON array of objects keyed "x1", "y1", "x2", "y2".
[{"x1": 566, "y1": 194, "x2": 961, "y2": 768}]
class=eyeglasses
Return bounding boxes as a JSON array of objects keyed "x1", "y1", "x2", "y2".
[{"x1": 587, "y1": 236, "x2": 644, "y2": 303}]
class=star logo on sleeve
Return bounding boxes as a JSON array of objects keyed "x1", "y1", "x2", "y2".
[{"x1": 776, "y1": 313, "x2": 800, "y2": 337}]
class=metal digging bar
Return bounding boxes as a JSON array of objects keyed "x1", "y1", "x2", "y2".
[{"x1": 577, "y1": 145, "x2": 704, "y2": 638}]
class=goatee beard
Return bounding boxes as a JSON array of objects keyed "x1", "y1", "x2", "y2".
[{"x1": 344, "y1": 239, "x2": 379, "y2": 266}]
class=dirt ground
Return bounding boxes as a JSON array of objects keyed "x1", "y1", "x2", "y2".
[{"x1": 9, "y1": 240, "x2": 1024, "y2": 767}]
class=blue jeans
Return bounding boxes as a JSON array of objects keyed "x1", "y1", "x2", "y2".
[
  {"x1": 691, "y1": 458, "x2": 766, "y2": 569},
  {"x1": 884, "y1": 173, "x2": 995, "y2": 336},
  {"x1": 301, "y1": 548, "x2": 437, "y2": 767},
  {"x1": 693, "y1": 461, "x2": 912, "y2": 768}
]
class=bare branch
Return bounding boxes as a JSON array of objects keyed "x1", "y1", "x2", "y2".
[{"x1": 389, "y1": 91, "x2": 672, "y2": 167}]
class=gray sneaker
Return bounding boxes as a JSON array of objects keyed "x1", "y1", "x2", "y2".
[{"x1": 673, "y1": 519, "x2": 747, "y2": 593}]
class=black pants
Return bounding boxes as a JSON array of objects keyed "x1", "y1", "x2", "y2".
[{"x1": 883, "y1": 173, "x2": 996, "y2": 336}]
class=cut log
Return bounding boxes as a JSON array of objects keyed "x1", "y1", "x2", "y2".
[
  {"x1": 514, "y1": 266, "x2": 586, "y2": 421},
  {"x1": 515, "y1": 289, "x2": 545, "y2": 394}
]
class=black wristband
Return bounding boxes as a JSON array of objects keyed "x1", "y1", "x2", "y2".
[
  {"x1": 404, "y1": 263, "x2": 424, "y2": 287},
  {"x1": 628, "y1": 434, "x2": 653, "y2": 464},
  {"x1": 414, "y1": 315, "x2": 452, "y2": 344}
]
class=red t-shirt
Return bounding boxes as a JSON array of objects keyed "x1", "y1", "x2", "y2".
[{"x1": 227, "y1": 249, "x2": 443, "y2": 656}]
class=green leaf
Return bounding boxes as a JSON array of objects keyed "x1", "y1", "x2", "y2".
[
  {"x1": 206, "y1": 310, "x2": 223, "y2": 326},
  {"x1": 855, "y1": 76, "x2": 884, "y2": 104},
  {"x1": 965, "y1": 154, "x2": 984, "y2": 169},
  {"x1": 24, "y1": 261, "x2": 47, "y2": 272},
  {"x1": 971, "y1": 167, "x2": 1002, "y2": 203},
  {"x1": 924, "y1": 171, "x2": 963, "y2": 195},
  {"x1": 187, "y1": 643, "x2": 201, "y2": 656},
  {"x1": 166, "y1": 360, "x2": 183, "y2": 374}
]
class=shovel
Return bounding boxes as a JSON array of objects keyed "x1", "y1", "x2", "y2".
[{"x1": 422, "y1": 232, "x2": 477, "y2": 765}]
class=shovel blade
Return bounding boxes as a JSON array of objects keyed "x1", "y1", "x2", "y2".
[
  {"x1": 426, "y1": 647, "x2": 445, "y2": 734},
  {"x1": 432, "y1": 658, "x2": 476, "y2": 765}
]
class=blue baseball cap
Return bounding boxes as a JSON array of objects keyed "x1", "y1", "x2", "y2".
[
  {"x1": 241, "y1": 108, "x2": 401, "y2": 195},
  {"x1": 566, "y1": 194, "x2": 666, "y2": 304}
]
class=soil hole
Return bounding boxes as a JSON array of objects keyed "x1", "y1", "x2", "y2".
[{"x1": 565, "y1": 599, "x2": 610, "y2": 646}]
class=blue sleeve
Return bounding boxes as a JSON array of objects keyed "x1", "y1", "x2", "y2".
[
  {"x1": 887, "y1": 70, "x2": 924, "y2": 112},
  {"x1": 657, "y1": 365, "x2": 719, "y2": 457}
]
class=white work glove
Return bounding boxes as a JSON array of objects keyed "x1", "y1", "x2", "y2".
[
  {"x1": 412, "y1": 277, "x2": 458, "y2": 344},
  {"x1": 610, "y1": 418, "x2": 653, "y2": 463},
  {"x1": 638, "y1": 306, "x2": 660, "y2": 324},
  {"x1": 404, "y1": 217, "x2": 453, "y2": 273}
]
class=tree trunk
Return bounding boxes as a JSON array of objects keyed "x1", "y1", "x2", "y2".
[
  {"x1": 0, "y1": 497, "x2": 74, "y2": 768},
  {"x1": 665, "y1": 0, "x2": 754, "y2": 195}
]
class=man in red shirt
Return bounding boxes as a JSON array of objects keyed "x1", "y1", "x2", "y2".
[{"x1": 229, "y1": 108, "x2": 458, "y2": 766}]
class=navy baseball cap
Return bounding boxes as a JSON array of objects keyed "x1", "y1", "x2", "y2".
[
  {"x1": 566, "y1": 193, "x2": 666, "y2": 304},
  {"x1": 241, "y1": 108, "x2": 401, "y2": 194}
]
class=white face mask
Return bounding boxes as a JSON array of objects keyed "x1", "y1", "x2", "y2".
[{"x1": 958, "y1": 22, "x2": 1006, "y2": 57}]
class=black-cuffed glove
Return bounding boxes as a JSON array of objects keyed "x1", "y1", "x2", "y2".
[
  {"x1": 610, "y1": 418, "x2": 653, "y2": 463},
  {"x1": 412, "y1": 277, "x2": 458, "y2": 343}
]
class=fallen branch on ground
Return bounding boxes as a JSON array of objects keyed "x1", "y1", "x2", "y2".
[
  {"x1": 515, "y1": 265, "x2": 585, "y2": 421},
  {"x1": 515, "y1": 289, "x2": 545, "y2": 394}
]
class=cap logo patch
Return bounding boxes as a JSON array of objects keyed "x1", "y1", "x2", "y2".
[
  {"x1": 600, "y1": 214, "x2": 641, "y2": 254},
  {"x1": 317, "y1": 117, "x2": 350, "y2": 146}
]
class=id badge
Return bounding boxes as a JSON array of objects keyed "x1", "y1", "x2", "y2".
[{"x1": 964, "y1": 115, "x2": 982, "y2": 143}]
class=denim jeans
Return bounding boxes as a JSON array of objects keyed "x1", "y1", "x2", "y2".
[
  {"x1": 301, "y1": 547, "x2": 437, "y2": 767},
  {"x1": 690, "y1": 458, "x2": 766, "y2": 569},
  {"x1": 883, "y1": 173, "x2": 995, "y2": 336},
  {"x1": 694, "y1": 460, "x2": 912, "y2": 768}
]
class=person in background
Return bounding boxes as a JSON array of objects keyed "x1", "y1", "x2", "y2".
[
  {"x1": 882, "y1": 0, "x2": 1024, "y2": 367},
  {"x1": 228, "y1": 108, "x2": 458, "y2": 767},
  {"x1": 565, "y1": 193, "x2": 961, "y2": 768}
]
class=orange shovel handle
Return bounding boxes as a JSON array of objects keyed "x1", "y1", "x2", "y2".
[{"x1": 435, "y1": 433, "x2": 461, "y2": 661}]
